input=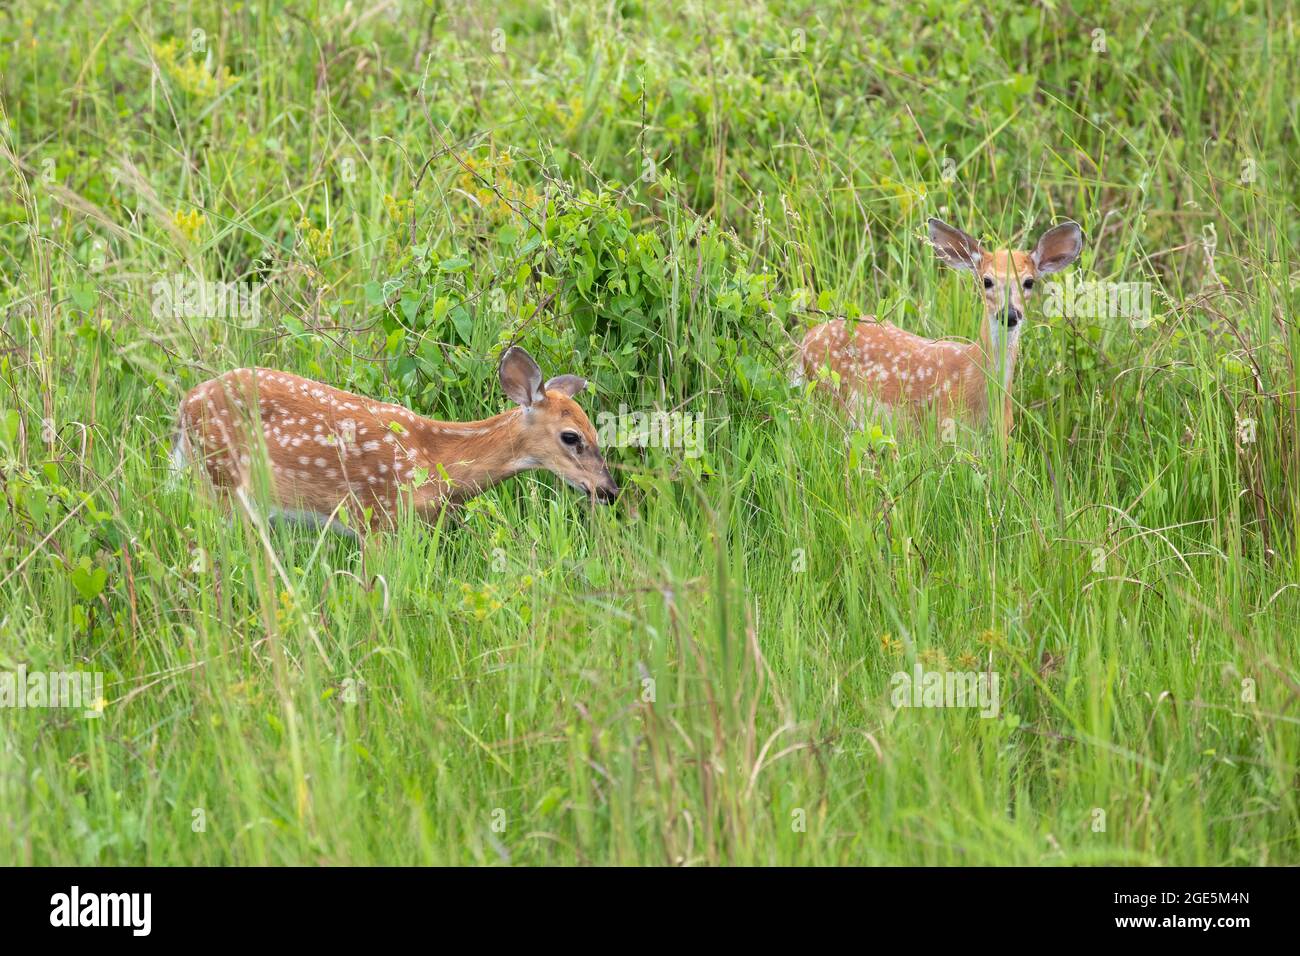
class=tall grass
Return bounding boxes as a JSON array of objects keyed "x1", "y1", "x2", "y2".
[{"x1": 0, "y1": 0, "x2": 1296, "y2": 864}]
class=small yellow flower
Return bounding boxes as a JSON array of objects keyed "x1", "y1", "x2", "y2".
[
  {"x1": 879, "y1": 633, "x2": 902, "y2": 655},
  {"x1": 172, "y1": 208, "x2": 206, "y2": 243},
  {"x1": 296, "y1": 219, "x2": 333, "y2": 258},
  {"x1": 918, "y1": 647, "x2": 949, "y2": 669},
  {"x1": 152, "y1": 38, "x2": 237, "y2": 97},
  {"x1": 383, "y1": 193, "x2": 414, "y2": 223},
  {"x1": 453, "y1": 147, "x2": 540, "y2": 224}
]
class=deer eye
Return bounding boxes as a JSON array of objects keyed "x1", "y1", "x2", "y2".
[
  {"x1": 1023, "y1": 278, "x2": 1035, "y2": 290},
  {"x1": 560, "y1": 431, "x2": 582, "y2": 448},
  {"x1": 982, "y1": 276, "x2": 994, "y2": 290}
]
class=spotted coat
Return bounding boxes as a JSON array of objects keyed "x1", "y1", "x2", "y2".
[{"x1": 176, "y1": 368, "x2": 528, "y2": 526}]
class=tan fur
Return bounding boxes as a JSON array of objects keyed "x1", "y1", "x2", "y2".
[
  {"x1": 799, "y1": 318, "x2": 990, "y2": 425},
  {"x1": 177, "y1": 367, "x2": 614, "y2": 529}
]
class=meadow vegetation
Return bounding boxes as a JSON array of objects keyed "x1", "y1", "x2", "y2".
[{"x1": 0, "y1": 0, "x2": 1297, "y2": 864}]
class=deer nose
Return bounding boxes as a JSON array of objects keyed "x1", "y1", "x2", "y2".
[
  {"x1": 1003, "y1": 307, "x2": 1022, "y2": 328},
  {"x1": 594, "y1": 471, "x2": 620, "y2": 504}
]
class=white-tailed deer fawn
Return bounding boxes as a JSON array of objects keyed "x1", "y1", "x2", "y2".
[
  {"x1": 797, "y1": 218, "x2": 1083, "y2": 437},
  {"x1": 172, "y1": 346, "x2": 619, "y2": 534}
]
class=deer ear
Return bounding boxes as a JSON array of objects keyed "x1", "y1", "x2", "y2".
[
  {"x1": 544, "y1": 374, "x2": 587, "y2": 398},
  {"x1": 499, "y1": 346, "x2": 544, "y2": 407},
  {"x1": 1032, "y1": 221, "x2": 1084, "y2": 274},
  {"x1": 928, "y1": 218, "x2": 984, "y2": 273}
]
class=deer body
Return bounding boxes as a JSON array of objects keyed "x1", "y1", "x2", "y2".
[
  {"x1": 797, "y1": 317, "x2": 1011, "y2": 431},
  {"x1": 797, "y1": 218, "x2": 1083, "y2": 436},
  {"x1": 173, "y1": 348, "x2": 618, "y2": 532}
]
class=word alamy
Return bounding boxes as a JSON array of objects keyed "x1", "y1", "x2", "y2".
[
  {"x1": 0, "y1": 666, "x2": 103, "y2": 718},
  {"x1": 595, "y1": 405, "x2": 703, "y2": 459},
  {"x1": 890, "y1": 664, "x2": 1000, "y2": 718},
  {"x1": 1041, "y1": 273, "x2": 1154, "y2": 327},
  {"x1": 152, "y1": 273, "x2": 262, "y2": 320},
  {"x1": 50, "y1": 886, "x2": 151, "y2": 936}
]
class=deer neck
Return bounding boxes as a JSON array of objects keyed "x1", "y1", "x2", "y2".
[
  {"x1": 963, "y1": 315, "x2": 1021, "y2": 432},
  {"x1": 405, "y1": 407, "x2": 533, "y2": 507},
  {"x1": 979, "y1": 314, "x2": 1021, "y2": 393}
]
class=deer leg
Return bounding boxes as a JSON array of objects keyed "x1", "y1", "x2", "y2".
[
  {"x1": 234, "y1": 485, "x2": 360, "y2": 541},
  {"x1": 266, "y1": 507, "x2": 361, "y2": 542}
]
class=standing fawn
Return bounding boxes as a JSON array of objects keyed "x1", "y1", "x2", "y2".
[
  {"x1": 172, "y1": 346, "x2": 619, "y2": 535},
  {"x1": 797, "y1": 218, "x2": 1083, "y2": 437}
]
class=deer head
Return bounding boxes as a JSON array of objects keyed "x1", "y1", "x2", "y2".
[
  {"x1": 497, "y1": 346, "x2": 619, "y2": 504},
  {"x1": 928, "y1": 217, "x2": 1084, "y2": 351}
]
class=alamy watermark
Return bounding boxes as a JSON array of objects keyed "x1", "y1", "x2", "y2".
[
  {"x1": 151, "y1": 273, "x2": 263, "y2": 321},
  {"x1": 595, "y1": 404, "x2": 703, "y2": 459},
  {"x1": 1, "y1": 666, "x2": 104, "y2": 718},
  {"x1": 50, "y1": 886, "x2": 150, "y2": 936},
  {"x1": 1041, "y1": 273, "x2": 1155, "y2": 329},
  {"x1": 890, "y1": 663, "x2": 1000, "y2": 718}
]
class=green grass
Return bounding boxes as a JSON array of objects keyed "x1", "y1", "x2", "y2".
[{"x1": 1, "y1": 0, "x2": 1297, "y2": 865}]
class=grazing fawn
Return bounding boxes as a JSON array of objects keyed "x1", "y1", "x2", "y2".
[
  {"x1": 172, "y1": 346, "x2": 619, "y2": 534},
  {"x1": 797, "y1": 218, "x2": 1083, "y2": 437}
]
